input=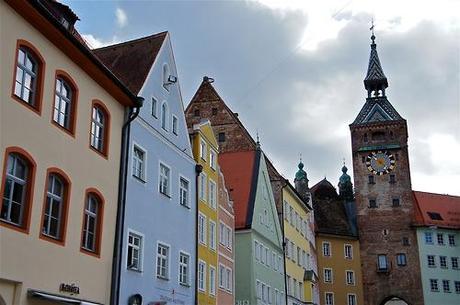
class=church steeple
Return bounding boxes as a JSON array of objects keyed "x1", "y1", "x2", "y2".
[
  {"x1": 294, "y1": 157, "x2": 311, "y2": 204},
  {"x1": 364, "y1": 33, "x2": 388, "y2": 98}
]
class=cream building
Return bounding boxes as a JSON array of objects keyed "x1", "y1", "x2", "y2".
[{"x1": 0, "y1": 1, "x2": 140, "y2": 304}]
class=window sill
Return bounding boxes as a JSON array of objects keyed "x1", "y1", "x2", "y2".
[
  {"x1": 0, "y1": 219, "x2": 29, "y2": 234},
  {"x1": 180, "y1": 204, "x2": 191, "y2": 209},
  {"x1": 80, "y1": 247, "x2": 101, "y2": 258},
  {"x1": 90, "y1": 145, "x2": 108, "y2": 160},
  {"x1": 157, "y1": 275, "x2": 169, "y2": 281},
  {"x1": 160, "y1": 191, "x2": 171, "y2": 199},
  {"x1": 180, "y1": 283, "x2": 191, "y2": 288},
  {"x1": 128, "y1": 268, "x2": 143, "y2": 273},
  {"x1": 132, "y1": 175, "x2": 146, "y2": 183},
  {"x1": 11, "y1": 93, "x2": 42, "y2": 115},
  {"x1": 40, "y1": 233, "x2": 65, "y2": 246},
  {"x1": 51, "y1": 120, "x2": 75, "y2": 138}
]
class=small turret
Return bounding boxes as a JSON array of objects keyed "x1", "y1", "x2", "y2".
[
  {"x1": 294, "y1": 159, "x2": 310, "y2": 203},
  {"x1": 338, "y1": 164, "x2": 354, "y2": 201}
]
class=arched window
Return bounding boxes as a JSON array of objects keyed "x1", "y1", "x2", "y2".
[
  {"x1": 81, "y1": 190, "x2": 104, "y2": 256},
  {"x1": 53, "y1": 71, "x2": 78, "y2": 135},
  {"x1": 41, "y1": 169, "x2": 70, "y2": 244},
  {"x1": 0, "y1": 148, "x2": 36, "y2": 232},
  {"x1": 12, "y1": 40, "x2": 45, "y2": 113},
  {"x1": 161, "y1": 102, "x2": 168, "y2": 131},
  {"x1": 90, "y1": 101, "x2": 110, "y2": 156},
  {"x1": 162, "y1": 63, "x2": 170, "y2": 90}
]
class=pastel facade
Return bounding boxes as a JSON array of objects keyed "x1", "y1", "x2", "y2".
[
  {"x1": 189, "y1": 120, "x2": 219, "y2": 305},
  {"x1": 95, "y1": 32, "x2": 197, "y2": 305},
  {"x1": 217, "y1": 169, "x2": 235, "y2": 305},
  {"x1": 0, "y1": 1, "x2": 139, "y2": 304}
]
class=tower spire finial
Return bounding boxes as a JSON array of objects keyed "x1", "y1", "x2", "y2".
[{"x1": 370, "y1": 18, "x2": 375, "y2": 44}]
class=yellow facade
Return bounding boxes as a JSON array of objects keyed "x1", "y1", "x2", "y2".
[
  {"x1": 283, "y1": 185, "x2": 315, "y2": 304},
  {"x1": 316, "y1": 234, "x2": 364, "y2": 305},
  {"x1": 190, "y1": 120, "x2": 219, "y2": 305}
]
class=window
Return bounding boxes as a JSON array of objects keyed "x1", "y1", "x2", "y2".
[
  {"x1": 1, "y1": 150, "x2": 34, "y2": 230},
  {"x1": 226, "y1": 268, "x2": 233, "y2": 291},
  {"x1": 199, "y1": 173, "x2": 207, "y2": 201},
  {"x1": 324, "y1": 268, "x2": 332, "y2": 283},
  {"x1": 427, "y1": 255, "x2": 436, "y2": 267},
  {"x1": 218, "y1": 132, "x2": 225, "y2": 142},
  {"x1": 161, "y1": 102, "x2": 168, "y2": 130},
  {"x1": 325, "y1": 292, "x2": 334, "y2": 305},
  {"x1": 159, "y1": 163, "x2": 170, "y2": 196},
  {"x1": 368, "y1": 175, "x2": 375, "y2": 184},
  {"x1": 127, "y1": 231, "x2": 142, "y2": 271},
  {"x1": 345, "y1": 244, "x2": 353, "y2": 259},
  {"x1": 396, "y1": 253, "x2": 407, "y2": 266},
  {"x1": 425, "y1": 232, "x2": 433, "y2": 244},
  {"x1": 297, "y1": 247, "x2": 301, "y2": 266},
  {"x1": 172, "y1": 115, "x2": 178, "y2": 135},
  {"x1": 179, "y1": 252, "x2": 190, "y2": 286},
  {"x1": 132, "y1": 146, "x2": 145, "y2": 181},
  {"x1": 347, "y1": 294, "x2": 356, "y2": 305},
  {"x1": 198, "y1": 213, "x2": 207, "y2": 245},
  {"x1": 209, "y1": 180, "x2": 217, "y2": 209},
  {"x1": 42, "y1": 172, "x2": 68, "y2": 241},
  {"x1": 212, "y1": 107, "x2": 218, "y2": 115},
  {"x1": 448, "y1": 234, "x2": 456, "y2": 246},
  {"x1": 81, "y1": 192, "x2": 102, "y2": 254},
  {"x1": 210, "y1": 149, "x2": 217, "y2": 170},
  {"x1": 90, "y1": 102, "x2": 109, "y2": 155},
  {"x1": 256, "y1": 280, "x2": 262, "y2": 299},
  {"x1": 156, "y1": 243, "x2": 169, "y2": 279},
  {"x1": 13, "y1": 41, "x2": 44, "y2": 111},
  {"x1": 346, "y1": 271, "x2": 355, "y2": 285},
  {"x1": 219, "y1": 265, "x2": 226, "y2": 288},
  {"x1": 179, "y1": 177, "x2": 189, "y2": 207},
  {"x1": 209, "y1": 220, "x2": 216, "y2": 250},
  {"x1": 443, "y1": 280, "x2": 451, "y2": 293},
  {"x1": 437, "y1": 233, "x2": 444, "y2": 245},
  {"x1": 323, "y1": 242, "x2": 331, "y2": 257},
  {"x1": 53, "y1": 73, "x2": 77, "y2": 133},
  {"x1": 377, "y1": 254, "x2": 388, "y2": 271},
  {"x1": 402, "y1": 237, "x2": 410, "y2": 246},
  {"x1": 194, "y1": 109, "x2": 200, "y2": 117},
  {"x1": 452, "y1": 257, "x2": 459, "y2": 269},
  {"x1": 200, "y1": 140, "x2": 207, "y2": 161},
  {"x1": 389, "y1": 174, "x2": 396, "y2": 184},
  {"x1": 428, "y1": 212, "x2": 443, "y2": 220},
  {"x1": 209, "y1": 265, "x2": 216, "y2": 295},
  {"x1": 151, "y1": 97, "x2": 158, "y2": 118},
  {"x1": 455, "y1": 281, "x2": 460, "y2": 293},
  {"x1": 369, "y1": 199, "x2": 377, "y2": 208},
  {"x1": 198, "y1": 260, "x2": 206, "y2": 292},
  {"x1": 440, "y1": 256, "x2": 447, "y2": 268},
  {"x1": 392, "y1": 198, "x2": 400, "y2": 207},
  {"x1": 430, "y1": 279, "x2": 439, "y2": 292}
]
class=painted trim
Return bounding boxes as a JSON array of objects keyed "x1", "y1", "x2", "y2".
[
  {"x1": 126, "y1": 228, "x2": 145, "y2": 272},
  {"x1": 155, "y1": 240, "x2": 171, "y2": 280},
  {"x1": 158, "y1": 159, "x2": 172, "y2": 199},
  {"x1": 79, "y1": 188, "x2": 105, "y2": 258},
  {"x1": 89, "y1": 100, "x2": 111, "y2": 159},
  {"x1": 178, "y1": 250, "x2": 192, "y2": 286},
  {"x1": 10, "y1": 39, "x2": 45, "y2": 115},
  {"x1": 178, "y1": 174, "x2": 191, "y2": 208},
  {"x1": 39, "y1": 167, "x2": 72, "y2": 246},
  {"x1": 131, "y1": 141, "x2": 148, "y2": 183},
  {"x1": 0, "y1": 147, "x2": 37, "y2": 234},
  {"x1": 198, "y1": 259, "x2": 207, "y2": 292},
  {"x1": 51, "y1": 70, "x2": 79, "y2": 137}
]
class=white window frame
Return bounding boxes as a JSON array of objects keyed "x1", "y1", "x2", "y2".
[
  {"x1": 226, "y1": 267, "x2": 233, "y2": 292},
  {"x1": 159, "y1": 161, "x2": 171, "y2": 197},
  {"x1": 346, "y1": 270, "x2": 355, "y2": 285},
  {"x1": 172, "y1": 115, "x2": 178, "y2": 136},
  {"x1": 199, "y1": 172, "x2": 207, "y2": 202},
  {"x1": 200, "y1": 140, "x2": 207, "y2": 161},
  {"x1": 151, "y1": 96, "x2": 158, "y2": 118},
  {"x1": 325, "y1": 292, "x2": 334, "y2": 305},
  {"x1": 198, "y1": 260, "x2": 206, "y2": 292},
  {"x1": 219, "y1": 264, "x2": 226, "y2": 289},
  {"x1": 323, "y1": 241, "x2": 331, "y2": 257},
  {"x1": 209, "y1": 265, "x2": 216, "y2": 296},
  {"x1": 209, "y1": 179, "x2": 217, "y2": 209},
  {"x1": 210, "y1": 149, "x2": 217, "y2": 170},
  {"x1": 344, "y1": 244, "x2": 353, "y2": 259},
  {"x1": 156, "y1": 241, "x2": 170, "y2": 280},
  {"x1": 127, "y1": 229, "x2": 144, "y2": 272},
  {"x1": 132, "y1": 143, "x2": 147, "y2": 182},
  {"x1": 178, "y1": 251, "x2": 190, "y2": 286},
  {"x1": 347, "y1": 294, "x2": 357, "y2": 305},
  {"x1": 209, "y1": 220, "x2": 216, "y2": 251},
  {"x1": 198, "y1": 213, "x2": 207, "y2": 245},
  {"x1": 179, "y1": 175, "x2": 190, "y2": 208},
  {"x1": 324, "y1": 268, "x2": 333, "y2": 283}
]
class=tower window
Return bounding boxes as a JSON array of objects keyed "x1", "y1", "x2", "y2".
[
  {"x1": 362, "y1": 156, "x2": 365, "y2": 163},
  {"x1": 368, "y1": 175, "x2": 375, "y2": 184},
  {"x1": 377, "y1": 254, "x2": 389, "y2": 272},
  {"x1": 212, "y1": 108, "x2": 218, "y2": 115},
  {"x1": 392, "y1": 198, "x2": 400, "y2": 207},
  {"x1": 218, "y1": 132, "x2": 226, "y2": 142},
  {"x1": 371, "y1": 131, "x2": 385, "y2": 141},
  {"x1": 369, "y1": 199, "x2": 377, "y2": 208},
  {"x1": 389, "y1": 174, "x2": 396, "y2": 184},
  {"x1": 395, "y1": 153, "x2": 399, "y2": 161},
  {"x1": 402, "y1": 237, "x2": 410, "y2": 246},
  {"x1": 194, "y1": 109, "x2": 200, "y2": 117},
  {"x1": 363, "y1": 133, "x2": 368, "y2": 142},
  {"x1": 396, "y1": 253, "x2": 407, "y2": 266}
]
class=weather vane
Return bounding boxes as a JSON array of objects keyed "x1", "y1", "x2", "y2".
[{"x1": 370, "y1": 18, "x2": 375, "y2": 35}]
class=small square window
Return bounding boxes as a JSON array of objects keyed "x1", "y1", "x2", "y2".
[
  {"x1": 402, "y1": 237, "x2": 410, "y2": 246},
  {"x1": 369, "y1": 199, "x2": 377, "y2": 208},
  {"x1": 212, "y1": 107, "x2": 218, "y2": 115},
  {"x1": 218, "y1": 132, "x2": 225, "y2": 142},
  {"x1": 389, "y1": 174, "x2": 396, "y2": 184},
  {"x1": 368, "y1": 175, "x2": 375, "y2": 184},
  {"x1": 396, "y1": 253, "x2": 407, "y2": 266},
  {"x1": 392, "y1": 198, "x2": 400, "y2": 207},
  {"x1": 194, "y1": 109, "x2": 200, "y2": 117}
]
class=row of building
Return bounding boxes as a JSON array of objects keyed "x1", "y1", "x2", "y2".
[{"x1": 1, "y1": 1, "x2": 459, "y2": 305}]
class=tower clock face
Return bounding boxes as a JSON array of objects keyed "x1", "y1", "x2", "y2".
[{"x1": 366, "y1": 150, "x2": 396, "y2": 175}]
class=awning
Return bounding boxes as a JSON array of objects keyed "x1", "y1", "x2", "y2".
[{"x1": 28, "y1": 289, "x2": 102, "y2": 305}]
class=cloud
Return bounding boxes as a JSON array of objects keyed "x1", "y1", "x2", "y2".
[
  {"x1": 116, "y1": 7, "x2": 128, "y2": 28},
  {"x1": 81, "y1": 34, "x2": 120, "y2": 49}
]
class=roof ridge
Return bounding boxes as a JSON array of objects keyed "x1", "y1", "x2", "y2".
[
  {"x1": 93, "y1": 31, "x2": 168, "y2": 51},
  {"x1": 413, "y1": 190, "x2": 460, "y2": 198}
]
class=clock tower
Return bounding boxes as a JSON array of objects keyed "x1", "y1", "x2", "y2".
[{"x1": 349, "y1": 33, "x2": 424, "y2": 305}]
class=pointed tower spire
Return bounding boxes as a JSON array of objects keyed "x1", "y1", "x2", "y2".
[
  {"x1": 338, "y1": 163, "x2": 354, "y2": 201},
  {"x1": 364, "y1": 27, "x2": 388, "y2": 98}
]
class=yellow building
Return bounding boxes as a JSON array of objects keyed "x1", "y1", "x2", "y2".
[
  {"x1": 283, "y1": 182, "x2": 316, "y2": 305},
  {"x1": 311, "y1": 176, "x2": 364, "y2": 305},
  {"x1": 189, "y1": 119, "x2": 219, "y2": 305}
]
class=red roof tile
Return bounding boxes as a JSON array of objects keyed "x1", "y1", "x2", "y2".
[
  {"x1": 219, "y1": 151, "x2": 258, "y2": 230},
  {"x1": 413, "y1": 191, "x2": 460, "y2": 229},
  {"x1": 93, "y1": 32, "x2": 167, "y2": 94}
]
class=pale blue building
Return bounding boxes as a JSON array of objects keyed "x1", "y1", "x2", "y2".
[{"x1": 95, "y1": 32, "x2": 197, "y2": 305}]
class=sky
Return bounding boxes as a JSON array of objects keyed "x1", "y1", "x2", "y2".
[{"x1": 65, "y1": 0, "x2": 460, "y2": 196}]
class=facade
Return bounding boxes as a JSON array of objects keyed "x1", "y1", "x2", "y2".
[
  {"x1": 189, "y1": 120, "x2": 219, "y2": 305},
  {"x1": 0, "y1": 1, "x2": 140, "y2": 304},
  {"x1": 220, "y1": 149, "x2": 285, "y2": 305},
  {"x1": 413, "y1": 191, "x2": 460, "y2": 305},
  {"x1": 95, "y1": 32, "x2": 197, "y2": 305},
  {"x1": 349, "y1": 33, "x2": 424, "y2": 305},
  {"x1": 310, "y1": 173, "x2": 364, "y2": 305},
  {"x1": 217, "y1": 169, "x2": 235, "y2": 305}
]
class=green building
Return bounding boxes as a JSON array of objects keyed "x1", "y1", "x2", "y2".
[{"x1": 219, "y1": 147, "x2": 285, "y2": 305}]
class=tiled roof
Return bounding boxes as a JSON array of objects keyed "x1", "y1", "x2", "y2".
[
  {"x1": 364, "y1": 40, "x2": 388, "y2": 90},
  {"x1": 219, "y1": 150, "x2": 260, "y2": 230},
  {"x1": 93, "y1": 32, "x2": 167, "y2": 94},
  {"x1": 351, "y1": 97, "x2": 404, "y2": 125},
  {"x1": 413, "y1": 191, "x2": 460, "y2": 229}
]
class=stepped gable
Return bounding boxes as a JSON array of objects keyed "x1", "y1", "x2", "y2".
[
  {"x1": 413, "y1": 191, "x2": 460, "y2": 229},
  {"x1": 93, "y1": 32, "x2": 167, "y2": 94},
  {"x1": 311, "y1": 179, "x2": 356, "y2": 237}
]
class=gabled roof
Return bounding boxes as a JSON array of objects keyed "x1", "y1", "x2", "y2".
[
  {"x1": 93, "y1": 32, "x2": 167, "y2": 95},
  {"x1": 219, "y1": 150, "x2": 260, "y2": 230},
  {"x1": 351, "y1": 97, "x2": 404, "y2": 125},
  {"x1": 413, "y1": 191, "x2": 460, "y2": 229}
]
